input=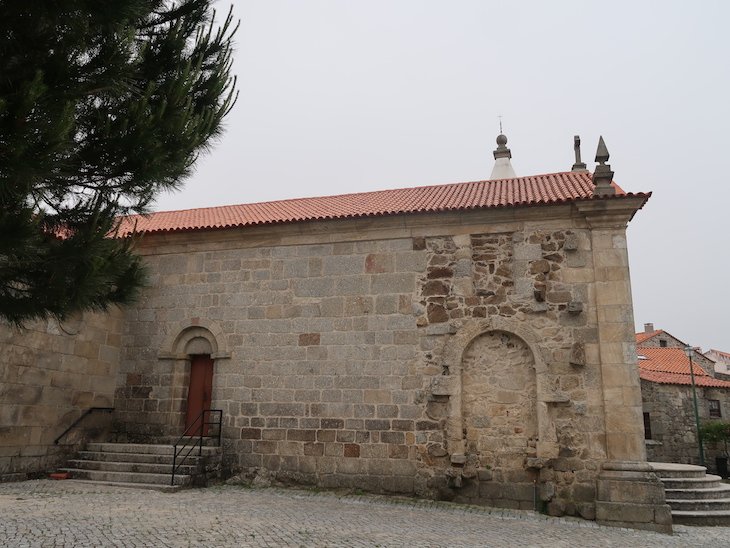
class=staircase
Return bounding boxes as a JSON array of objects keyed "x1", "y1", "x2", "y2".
[
  {"x1": 59, "y1": 442, "x2": 221, "y2": 492},
  {"x1": 651, "y1": 462, "x2": 730, "y2": 526}
]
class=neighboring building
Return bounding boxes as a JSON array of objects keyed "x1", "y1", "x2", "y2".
[
  {"x1": 636, "y1": 323, "x2": 715, "y2": 374},
  {"x1": 705, "y1": 348, "x2": 730, "y2": 377},
  {"x1": 0, "y1": 135, "x2": 673, "y2": 531},
  {"x1": 637, "y1": 326, "x2": 730, "y2": 473}
]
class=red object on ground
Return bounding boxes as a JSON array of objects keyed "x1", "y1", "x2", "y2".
[{"x1": 49, "y1": 472, "x2": 70, "y2": 480}]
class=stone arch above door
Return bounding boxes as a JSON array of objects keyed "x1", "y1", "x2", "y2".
[{"x1": 158, "y1": 320, "x2": 231, "y2": 361}]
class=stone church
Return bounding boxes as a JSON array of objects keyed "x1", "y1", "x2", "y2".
[{"x1": 0, "y1": 135, "x2": 673, "y2": 531}]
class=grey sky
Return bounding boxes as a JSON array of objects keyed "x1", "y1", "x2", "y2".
[{"x1": 154, "y1": 0, "x2": 730, "y2": 353}]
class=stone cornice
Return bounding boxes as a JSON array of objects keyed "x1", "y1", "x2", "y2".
[
  {"x1": 131, "y1": 203, "x2": 589, "y2": 256},
  {"x1": 574, "y1": 195, "x2": 651, "y2": 229}
]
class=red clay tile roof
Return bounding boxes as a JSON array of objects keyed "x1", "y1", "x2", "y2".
[
  {"x1": 640, "y1": 370, "x2": 730, "y2": 388},
  {"x1": 636, "y1": 330, "x2": 664, "y2": 344},
  {"x1": 637, "y1": 347, "x2": 730, "y2": 388},
  {"x1": 117, "y1": 171, "x2": 648, "y2": 237},
  {"x1": 638, "y1": 347, "x2": 710, "y2": 375}
]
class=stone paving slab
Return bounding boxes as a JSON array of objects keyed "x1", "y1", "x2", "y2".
[{"x1": 1, "y1": 480, "x2": 730, "y2": 547}]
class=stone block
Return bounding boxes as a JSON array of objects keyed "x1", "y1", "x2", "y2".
[
  {"x1": 374, "y1": 294, "x2": 400, "y2": 314},
  {"x1": 262, "y1": 429, "x2": 286, "y2": 441},
  {"x1": 259, "y1": 403, "x2": 306, "y2": 416},
  {"x1": 303, "y1": 442, "x2": 324, "y2": 456},
  {"x1": 292, "y1": 277, "x2": 334, "y2": 297},
  {"x1": 371, "y1": 273, "x2": 415, "y2": 294},
  {"x1": 324, "y1": 442, "x2": 343, "y2": 457},
  {"x1": 299, "y1": 333, "x2": 320, "y2": 346},
  {"x1": 336, "y1": 276, "x2": 370, "y2": 296},
  {"x1": 317, "y1": 429, "x2": 336, "y2": 442},
  {"x1": 332, "y1": 427, "x2": 355, "y2": 443},
  {"x1": 344, "y1": 443, "x2": 360, "y2": 457},
  {"x1": 595, "y1": 501, "x2": 654, "y2": 524},
  {"x1": 391, "y1": 419, "x2": 415, "y2": 432},
  {"x1": 287, "y1": 429, "x2": 316, "y2": 442},
  {"x1": 240, "y1": 428, "x2": 261, "y2": 440},
  {"x1": 363, "y1": 390, "x2": 391, "y2": 404},
  {"x1": 365, "y1": 253, "x2": 394, "y2": 273}
]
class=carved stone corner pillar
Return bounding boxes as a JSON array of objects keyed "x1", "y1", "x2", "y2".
[{"x1": 595, "y1": 460, "x2": 672, "y2": 534}]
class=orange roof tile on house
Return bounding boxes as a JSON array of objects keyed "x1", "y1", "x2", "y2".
[
  {"x1": 639, "y1": 370, "x2": 730, "y2": 388},
  {"x1": 708, "y1": 349, "x2": 730, "y2": 361},
  {"x1": 637, "y1": 347, "x2": 730, "y2": 388},
  {"x1": 117, "y1": 171, "x2": 648, "y2": 237},
  {"x1": 638, "y1": 347, "x2": 710, "y2": 376},
  {"x1": 636, "y1": 330, "x2": 664, "y2": 344}
]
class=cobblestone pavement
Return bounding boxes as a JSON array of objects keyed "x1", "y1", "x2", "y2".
[{"x1": 1, "y1": 480, "x2": 729, "y2": 547}]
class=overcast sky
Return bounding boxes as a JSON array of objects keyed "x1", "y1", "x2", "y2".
[{"x1": 154, "y1": 0, "x2": 729, "y2": 353}]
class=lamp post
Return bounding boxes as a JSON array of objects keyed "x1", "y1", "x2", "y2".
[{"x1": 684, "y1": 345, "x2": 705, "y2": 467}]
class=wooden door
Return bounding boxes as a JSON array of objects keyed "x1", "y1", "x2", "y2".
[{"x1": 185, "y1": 354, "x2": 214, "y2": 434}]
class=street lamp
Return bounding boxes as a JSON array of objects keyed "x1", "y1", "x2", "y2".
[{"x1": 684, "y1": 345, "x2": 705, "y2": 467}]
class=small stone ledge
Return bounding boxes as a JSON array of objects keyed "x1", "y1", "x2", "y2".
[
  {"x1": 543, "y1": 393, "x2": 570, "y2": 404},
  {"x1": 526, "y1": 457, "x2": 548, "y2": 469},
  {"x1": 430, "y1": 376, "x2": 456, "y2": 396}
]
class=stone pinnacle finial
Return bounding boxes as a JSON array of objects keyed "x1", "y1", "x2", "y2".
[
  {"x1": 595, "y1": 135, "x2": 610, "y2": 164},
  {"x1": 591, "y1": 135, "x2": 615, "y2": 196},
  {"x1": 571, "y1": 135, "x2": 587, "y2": 172},
  {"x1": 493, "y1": 133, "x2": 511, "y2": 160},
  {"x1": 490, "y1": 125, "x2": 517, "y2": 179}
]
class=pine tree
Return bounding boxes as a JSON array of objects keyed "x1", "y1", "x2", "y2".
[{"x1": 0, "y1": 0, "x2": 238, "y2": 324}]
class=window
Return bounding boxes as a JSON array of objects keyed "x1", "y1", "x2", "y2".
[
  {"x1": 709, "y1": 400, "x2": 722, "y2": 418},
  {"x1": 643, "y1": 412, "x2": 652, "y2": 440},
  {"x1": 659, "y1": 340, "x2": 667, "y2": 347}
]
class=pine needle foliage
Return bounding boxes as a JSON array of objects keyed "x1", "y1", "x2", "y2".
[{"x1": 0, "y1": 0, "x2": 238, "y2": 324}]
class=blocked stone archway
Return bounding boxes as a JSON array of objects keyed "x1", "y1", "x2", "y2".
[
  {"x1": 435, "y1": 317, "x2": 559, "y2": 462},
  {"x1": 461, "y1": 330, "x2": 538, "y2": 475}
]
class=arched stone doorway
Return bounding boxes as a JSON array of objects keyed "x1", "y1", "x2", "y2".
[{"x1": 158, "y1": 322, "x2": 230, "y2": 435}]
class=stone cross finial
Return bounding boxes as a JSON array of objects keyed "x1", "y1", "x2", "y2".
[
  {"x1": 591, "y1": 135, "x2": 615, "y2": 196},
  {"x1": 571, "y1": 135, "x2": 587, "y2": 172}
]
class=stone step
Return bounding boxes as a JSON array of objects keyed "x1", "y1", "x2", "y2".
[
  {"x1": 658, "y1": 475, "x2": 723, "y2": 490},
  {"x1": 66, "y1": 460, "x2": 198, "y2": 476},
  {"x1": 671, "y1": 510, "x2": 730, "y2": 526},
  {"x1": 666, "y1": 498, "x2": 730, "y2": 512},
  {"x1": 64, "y1": 479, "x2": 184, "y2": 493},
  {"x1": 649, "y1": 462, "x2": 707, "y2": 479},
  {"x1": 86, "y1": 443, "x2": 219, "y2": 457},
  {"x1": 170, "y1": 436, "x2": 221, "y2": 447},
  {"x1": 665, "y1": 485, "x2": 730, "y2": 500},
  {"x1": 76, "y1": 451, "x2": 205, "y2": 466},
  {"x1": 59, "y1": 467, "x2": 191, "y2": 486}
]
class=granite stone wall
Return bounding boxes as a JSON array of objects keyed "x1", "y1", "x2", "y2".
[
  {"x1": 0, "y1": 309, "x2": 123, "y2": 481},
  {"x1": 642, "y1": 380, "x2": 730, "y2": 474},
  {"x1": 112, "y1": 207, "x2": 642, "y2": 518}
]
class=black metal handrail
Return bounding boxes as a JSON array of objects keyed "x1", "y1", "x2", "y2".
[
  {"x1": 54, "y1": 407, "x2": 114, "y2": 445},
  {"x1": 171, "y1": 409, "x2": 222, "y2": 486}
]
